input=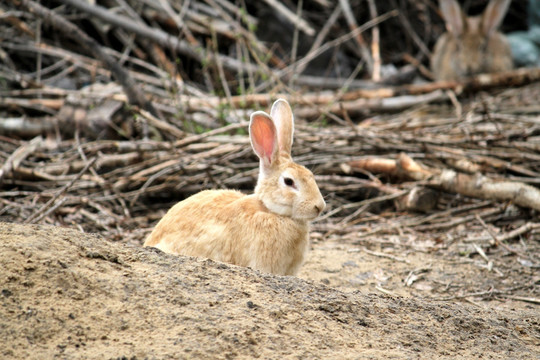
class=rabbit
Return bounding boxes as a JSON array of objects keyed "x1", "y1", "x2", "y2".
[
  {"x1": 144, "y1": 99, "x2": 326, "y2": 276},
  {"x1": 431, "y1": 0, "x2": 514, "y2": 81}
]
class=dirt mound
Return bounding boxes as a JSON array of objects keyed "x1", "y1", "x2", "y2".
[{"x1": 0, "y1": 222, "x2": 538, "y2": 359}]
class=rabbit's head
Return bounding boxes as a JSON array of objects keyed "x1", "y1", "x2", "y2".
[
  {"x1": 431, "y1": 0, "x2": 513, "y2": 80},
  {"x1": 249, "y1": 99, "x2": 325, "y2": 221}
]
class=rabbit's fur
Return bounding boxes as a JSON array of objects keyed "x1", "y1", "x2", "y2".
[
  {"x1": 144, "y1": 99, "x2": 325, "y2": 275},
  {"x1": 431, "y1": 0, "x2": 514, "y2": 81}
]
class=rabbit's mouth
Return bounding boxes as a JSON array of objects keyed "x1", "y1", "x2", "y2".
[
  {"x1": 263, "y1": 200, "x2": 321, "y2": 221},
  {"x1": 294, "y1": 202, "x2": 325, "y2": 221},
  {"x1": 294, "y1": 213, "x2": 320, "y2": 221}
]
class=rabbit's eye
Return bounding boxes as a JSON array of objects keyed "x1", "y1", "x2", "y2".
[{"x1": 284, "y1": 177, "x2": 295, "y2": 187}]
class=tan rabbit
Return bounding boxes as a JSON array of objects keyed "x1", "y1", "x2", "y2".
[
  {"x1": 144, "y1": 99, "x2": 326, "y2": 275},
  {"x1": 431, "y1": 0, "x2": 514, "y2": 81}
]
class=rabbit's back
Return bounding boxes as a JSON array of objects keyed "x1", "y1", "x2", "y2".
[
  {"x1": 144, "y1": 190, "x2": 243, "y2": 256},
  {"x1": 144, "y1": 189, "x2": 309, "y2": 275}
]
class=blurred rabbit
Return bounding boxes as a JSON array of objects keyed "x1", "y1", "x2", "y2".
[
  {"x1": 431, "y1": 0, "x2": 514, "y2": 80},
  {"x1": 144, "y1": 99, "x2": 326, "y2": 276}
]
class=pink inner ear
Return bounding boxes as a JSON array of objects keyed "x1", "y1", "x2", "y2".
[{"x1": 251, "y1": 115, "x2": 276, "y2": 164}]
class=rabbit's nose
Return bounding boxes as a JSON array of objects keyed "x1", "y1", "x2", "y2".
[{"x1": 314, "y1": 201, "x2": 326, "y2": 215}]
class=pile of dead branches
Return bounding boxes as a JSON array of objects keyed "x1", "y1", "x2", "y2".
[
  {"x1": 0, "y1": 0, "x2": 539, "y2": 269},
  {"x1": 2, "y1": 83, "x2": 540, "y2": 248},
  {"x1": 2, "y1": 1, "x2": 539, "y2": 134}
]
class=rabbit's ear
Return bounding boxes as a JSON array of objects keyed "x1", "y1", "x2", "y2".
[
  {"x1": 481, "y1": 0, "x2": 511, "y2": 36},
  {"x1": 439, "y1": 0, "x2": 466, "y2": 36},
  {"x1": 270, "y1": 99, "x2": 294, "y2": 156},
  {"x1": 250, "y1": 111, "x2": 279, "y2": 168}
]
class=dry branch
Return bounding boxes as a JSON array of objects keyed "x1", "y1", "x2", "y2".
[
  {"x1": 435, "y1": 170, "x2": 540, "y2": 212},
  {"x1": 16, "y1": 64, "x2": 532, "y2": 121},
  {"x1": 348, "y1": 153, "x2": 540, "y2": 212},
  {"x1": 263, "y1": 0, "x2": 315, "y2": 36},
  {"x1": 339, "y1": 0, "x2": 373, "y2": 75},
  {"x1": 24, "y1": 157, "x2": 97, "y2": 224},
  {"x1": 58, "y1": 0, "x2": 259, "y2": 74},
  {"x1": 15, "y1": 0, "x2": 159, "y2": 117},
  {"x1": 403, "y1": 67, "x2": 540, "y2": 95},
  {"x1": 0, "y1": 136, "x2": 42, "y2": 183}
]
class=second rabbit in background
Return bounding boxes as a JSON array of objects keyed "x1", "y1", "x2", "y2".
[{"x1": 431, "y1": 0, "x2": 514, "y2": 81}]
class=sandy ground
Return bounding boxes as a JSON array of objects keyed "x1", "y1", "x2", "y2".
[
  {"x1": 300, "y1": 236, "x2": 539, "y2": 314},
  {"x1": 0, "y1": 222, "x2": 538, "y2": 359}
]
